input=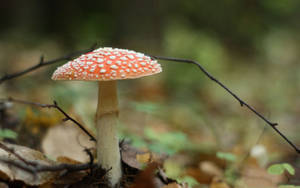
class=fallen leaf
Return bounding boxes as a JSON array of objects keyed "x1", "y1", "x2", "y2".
[
  {"x1": 137, "y1": 153, "x2": 151, "y2": 164},
  {"x1": 0, "y1": 142, "x2": 58, "y2": 186},
  {"x1": 56, "y1": 156, "x2": 82, "y2": 164},
  {"x1": 162, "y1": 182, "x2": 183, "y2": 188},
  {"x1": 241, "y1": 166, "x2": 285, "y2": 188},
  {"x1": 130, "y1": 163, "x2": 159, "y2": 188},
  {"x1": 42, "y1": 123, "x2": 95, "y2": 162},
  {"x1": 209, "y1": 177, "x2": 230, "y2": 188}
]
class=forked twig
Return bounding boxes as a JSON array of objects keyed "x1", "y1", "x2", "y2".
[
  {"x1": 4, "y1": 98, "x2": 96, "y2": 142},
  {"x1": 0, "y1": 43, "x2": 97, "y2": 84},
  {"x1": 0, "y1": 157, "x2": 96, "y2": 174},
  {"x1": 152, "y1": 55, "x2": 300, "y2": 154},
  {"x1": 0, "y1": 142, "x2": 96, "y2": 175}
]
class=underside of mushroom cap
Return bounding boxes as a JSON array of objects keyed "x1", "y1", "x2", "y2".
[{"x1": 52, "y1": 47, "x2": 162, "y2": 81}]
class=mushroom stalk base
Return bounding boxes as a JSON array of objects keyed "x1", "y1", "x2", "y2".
[{"x1": 96, "y1": 81, "x2": 121, "y2": 187}]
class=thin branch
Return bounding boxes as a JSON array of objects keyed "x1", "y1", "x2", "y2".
[
  {"x1": 0, "y1": 43, "x2": 97, "y2": 84},
  {"x1": 0, "y1": 142, "x2": 35, "y2": 166},
  {"x1": 0, "y1": 156, "x2": 96, "y2": 174},
  {"x1": 152, "y1": 55, "x2": 300, "y2": 154},
  {"x1": 4, "y1": 97, "x2": 96, "y2": 142},
  {"x1": 0, "y1": 141, "x2": 97, "y2": 176}
]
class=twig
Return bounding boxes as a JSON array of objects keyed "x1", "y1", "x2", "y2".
[
  {"x1": 4, "y1": 98, "x2": 96, "y2": 142},
  {"x1": 0, "y1": 156, "x2": 96, "y2": 174},
  {"x1": 152, "y1": 55, "x2": 300, "y2": 154},
  {"x1": 0, "y1": 142, "x2": 35, "y2": 166},
  {"x1": 0, "y1": 43, "x2": 97, "y2": 84},
  {"x1": 0, "y1": 141, "x2": 97, "y2": 176}
]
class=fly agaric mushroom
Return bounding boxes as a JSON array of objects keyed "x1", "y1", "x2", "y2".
[{"x1": 51, "y1": 47, "x2": 162, "y2": 187}]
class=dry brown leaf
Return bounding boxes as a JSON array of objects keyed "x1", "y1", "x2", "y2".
[
  {"x1": 209, "y1": 177, "x2": 230, "y2": 188},
  {"x1": 130, "y1": 163, "x2": 159, "y2": 188},
  {"x1": 240, "y1": 166, "x2": 285, "y2": 188},
  {"x1": 162, "y1": 182, "x2": 183, "y2": 188},
  {"x1": 121, "y1": 142, "x2": 167, "y2": 171},
  {"x1": 121, "y1": 143, "x2": 150, "y2": 169},
  {"x1": 56, "y1": 156, "x2": 82, "y2": 164},
  {"x1": 137, "y1": 153, "x2": 151, "y2": 164},
  {"x1": 42, "y1": 123, "x2": 95, "y2": 163},
  {"x1": 0, "y1": 142, "x2": 58, "y2": 186},
  {"x1": 199, "y1": 161, "x2": 223, "y2": 177}
]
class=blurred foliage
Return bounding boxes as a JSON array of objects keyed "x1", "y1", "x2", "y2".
[
  {"x1": 1, "y1": 0, "x2": 300, "y2": 187},
  {"x1": 216, "y1": 152, "x2": 237, "y2": 163},
  {"x1": 267, "y1": 163, "x2": 295, "y2": 176},
  {"x1": 0, "y1": 128, "x2": 17, "y2": 140},
  {"x1": 144, "y1": 127, "x2": 192, "y2": 155}
]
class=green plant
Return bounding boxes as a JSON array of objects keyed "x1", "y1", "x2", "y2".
[
  {"x1": 267, "y1": 163, "x2": 295, "y2": 175},
  {"x1": 0, "y1": 129, "x2": 17, "y2": 139},
  {"x1": 267, "y1": 163, "x2": 299, "y2": 188}
]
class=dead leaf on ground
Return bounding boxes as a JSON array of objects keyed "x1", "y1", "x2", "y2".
[
  {"x1": 209, "y1": 177, "x2": 230, "y2": 188},
  {"x1": 162, "y1": 182, "x2": 188, "y2": 188},
  {"x1": 121, "y1": 142, "x2": 167, "y2": 170},
  {"x1": 42, "y1": 123, "x2": 95, "y2": 162},
  {"x1": 0, "y1": 142, "x2": 58, "y2": 186},
  {"x1": 130, "y1": 163, "x2": 159, "y2": 188},
  {"x1": 240, "y1": 166, "x2": 286, "y2": 188}
]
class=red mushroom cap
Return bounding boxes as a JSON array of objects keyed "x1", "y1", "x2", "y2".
[{"x1": 52, "y1": 47, "x2": 162, "y2": 81}]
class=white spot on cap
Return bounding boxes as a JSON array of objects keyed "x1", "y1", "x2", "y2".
[
  {"x1": 100, "y1": 69, "x2": 106, "y2": 73},
  {"x1": 140, "y1": 62, "x2": 146, "y2": 66},
  {"x1": 127, "y1": 55, "x2": 134, "y2": 59},
  {"x1": 136, "y1": 53, "x2": 144, "y2": 58},
  {"x1": 109, "y1": 56, "x2": 116, "y2": 60},
  {"x1": 110, "y1": 65, "x2": 118, "y2": 69},
  {"x1": 98, "y1": 64, "x2": 104, "y2": 68},
  {"x1": 107, "y1": 61, "x2": 112, "y2": 64},
  {"x1": 97, "y1": 59, "x2": 104, "y2": 63},
  {"x1": 132, "y1": 69, "x2": 137, "y2": 73},
  {"x1": 120, "y1": 57, "x2": 128, "y2": 61}
]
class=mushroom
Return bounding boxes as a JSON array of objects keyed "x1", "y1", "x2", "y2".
[{"x1": 51, "y1": 47, "x2": 162, "y2": 187}]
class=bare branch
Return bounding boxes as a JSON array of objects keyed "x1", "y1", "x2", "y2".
[
  {"x1": 3, "y1": 97, "x2": 96, "y2": 142},
  {"x1": 0, "y1": 142, "x2": 35, "y2": 166},
  {"x1": 152, "y1": 55, "x2": 300, "y2": 154},
  {"x1": 0, "y1": 141, "x2": 97, "y2": 176},
  {"x1": 0, "y1": 43, "x2": 97, "y2": 84},
  {"x1": 0, "y1": 157, "x2": 96, "y2": 174}
]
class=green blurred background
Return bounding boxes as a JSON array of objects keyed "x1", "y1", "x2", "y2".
[{"x1": 0, "y1": 0, "x2": 300, "y2": 186}]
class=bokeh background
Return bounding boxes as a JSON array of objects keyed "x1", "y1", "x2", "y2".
[{"x1": 1, "y1": 1, "x2": 300, "y2": 187}]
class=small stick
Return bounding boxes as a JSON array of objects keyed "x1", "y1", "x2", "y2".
[
  {"x1": 0, "y1": 43, "x2": 97, "y2": 84},
  {"x1": 152, "y1": 55, "x2": 300, "y2": 154},
  {"x1": 0, "y1": 156, "x2": 96, "y2": 174},
  {"x1": 4, "y1": 97, "x2": 96, "y2": 142}
]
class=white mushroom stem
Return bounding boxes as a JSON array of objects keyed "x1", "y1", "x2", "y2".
[{"x1": 96, "y1": 80, "x2": 122, "y2": 187}]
